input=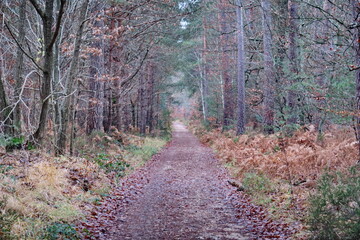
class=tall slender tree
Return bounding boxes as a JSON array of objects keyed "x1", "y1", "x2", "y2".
[
  {"x1": 13, "y1": 0, "x2": 26, "y2": 136},
  {"x1": 56, "y1": 0, "x2": 89, "y2": 155},
  {"x1": 87, "y1": 3, "x2": 105, "y2": 134},
  {"x1": 287, "y1": 0, "x2": 300, "y2": 125},
  {"x1": 261, "y1": 0, "x2": 275, "y2": 133},
  {"x1": 219, "y1": 0, "x2": 234, "y2": 129},
  {"x1": 236, "y1": 0, "x2": 246, "y2": 135}
]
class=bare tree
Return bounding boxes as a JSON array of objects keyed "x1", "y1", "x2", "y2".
[{"x1": 29, "y1": 0, "x2": 66, "y2": 142}]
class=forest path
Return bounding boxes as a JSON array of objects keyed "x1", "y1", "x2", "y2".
[{"x1": 109, "y1": 121, "x2": 247, "y2": 239}]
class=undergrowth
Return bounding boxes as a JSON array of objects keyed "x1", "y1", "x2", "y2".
[
  {"x1": 189, "y1": 120, "x2": 359, "y2": 239},
  {"x1": 309, "y1": 167, "x2": 360, "y2": 240},
  {"x1": 0, "y1": 128, "x2": 169, "y2": 239}
]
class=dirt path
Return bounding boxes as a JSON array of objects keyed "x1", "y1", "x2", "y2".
[
  {"x1": 110, "y1": 122, "x2": 247, "y2": 239},
  {"x1": 81, "y1": 122, "x2": 295, "y2": 239}
]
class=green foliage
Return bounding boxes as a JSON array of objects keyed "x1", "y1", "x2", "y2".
[
  {"x1": 308, "y1": 167, "x2": 360, "y2": 240},
  {"x1": 93, "y1": 153, "x2": 130, "y2": 178},
  {"x1": 0, "y1": 135, "x2": 25, "y2": 151},
  {"x1": 273, "y1": 145, "x2": 281, "y2": 153},
  {"x1": 44, "y1": 222, "x2": 79, "y2": 240},
  {"x1": 242, "y1": 172, "x2": 274, "y2": 194}
]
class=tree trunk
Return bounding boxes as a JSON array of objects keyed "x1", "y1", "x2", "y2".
[
  {"x1": 236, "y1": 0, "x2": 246, "y2": 135},
  {"x1": 314, "y1": 0, "x2": 330, "y2": 133},
  {"x1": 287, "y1": 0, "x2": 299, "y2": 125},
  {"x1": 261, "y1": 0, "x2": 275, "y2": 134},
  {"x1": 13, "y1": 0, "x2": 26, "y2": 136},
  {"x1": 201, "y1": 15, "x2": 209, "y2": 122},
  {"x1": 87, "y1": 3, "x2": 105, "y2": 134},
  {"x1": 273, "y1": 0, "x2": 288, "y2": 123},
  {"x1": 56, "y1": 0, "x2": 89, "y2": 155},
  {"x1": 139, "y1": 73, "x2": 147, "y2": 135},
  {"x1": 0, "y1": 68, "x2": 12, "y2": 135},
  {"x1": 30, "y1": 0, "x2": 65, "y2": 143},
  {"x1": 352, "y1": 1, "x2": 360, "y2": 161},
  {"x1": 146, "y1": 62, "x2": 155, "y2": 133},
  {"x1": 219, "y1": 1, "x2": 233, "y2": 129}
]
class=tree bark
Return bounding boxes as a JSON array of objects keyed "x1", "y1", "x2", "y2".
[
  {"x1": 201, "y1": 15, "x2": 209, "y2": 122},
  {"x1": 261, "y1": 0, "x2": 275, "y2": 134},
  {"x1": 273, "y1": 0, "x2": 288, "y2": 123},
  {"x1": 139, "y1": 73, "x2": 147, "y2": 135},
  {"x1": 13, "y1": 0, "x2": 26, "y2": 136},
  {"x1": 352, "y1": 1, "x2": 360, "y2": 161},
  {"x1": 56, "y1": 0, "x2": 89, "y2": 155},
  {"x1": 236, "y1": 0, "x2": 246, "y2": 135},
  {"x1": 0, "y1": 68, "x2": 12, "y2": 135},
  {"x1": 87, "y1": 3, "x2": 105, "y2": 134},
  {"x1": 287, "y1": 0, "x2": 299, "y2": 125},
  {"x1": 30, "y1": 0, "x2": 66, "y2": 143},
  {"x1": 314, "y1": 0, "x2": 330, "y2": 133},
  {"x1": 219, "y1": 0, "x2": 233, "y2": 129}
]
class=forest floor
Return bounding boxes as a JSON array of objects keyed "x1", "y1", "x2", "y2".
[{"x1": 81, "y1": 121, "x2": 296, "y2": 239}]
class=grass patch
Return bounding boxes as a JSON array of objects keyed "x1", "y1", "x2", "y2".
[
  {"x1": 44, "y1": 222, "x2": 79, "y2": 240},
  {"x1": 0, "y1": 198, "x2": 19, "y2": 239},
  {"x1": 125, "y1": 137, "x2": 167, "y2": 167},
  {"x1": 242, "y1": 172, "x2": 274, "y2": 194}
]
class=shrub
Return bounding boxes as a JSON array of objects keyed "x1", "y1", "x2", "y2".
[
  {"x1": 0, "y1": 136, "x2": 25, "y2": 152},
  {"x1": 44, "y1": 222, "x2": 79, "y2": 240},
  {"x1": 308, "y1": 167, "x2": 360, "y2": 240}
]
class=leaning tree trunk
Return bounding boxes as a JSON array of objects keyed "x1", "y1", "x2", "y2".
[
  {"x1": 261, "y1": 0, "x2": 275, "y2": 134},
  {"x1": 236, "y1": 0, "x2": 246, "y2": 135}
]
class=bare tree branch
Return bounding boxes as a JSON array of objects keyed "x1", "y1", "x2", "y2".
[
  {"x1": 4, "y1": 21, "x2": 44, "y2": 71},
  {"x1": 28, "y1": 0, "x2": 45, "y2": 19},
  {"x1": 49, "y1": 0, "x2": 66, "y2": 50}
]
